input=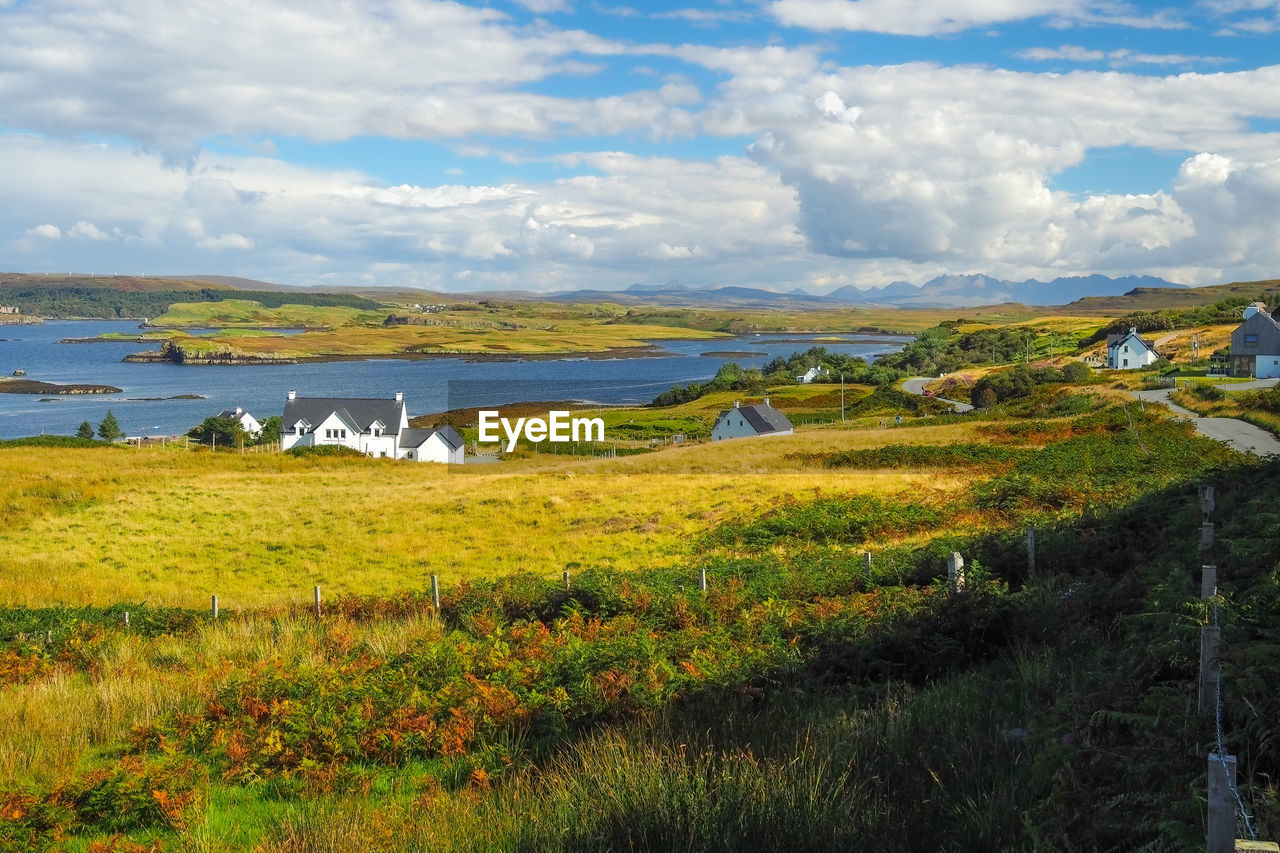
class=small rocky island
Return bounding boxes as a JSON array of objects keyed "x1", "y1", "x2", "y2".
[{"x1": 0, "y1": 378, "x2": 122, "y2": 395}]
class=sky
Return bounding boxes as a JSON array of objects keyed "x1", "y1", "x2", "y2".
[{"x1": 3, "y1": 0, "x2": 1280, "y2": 294}]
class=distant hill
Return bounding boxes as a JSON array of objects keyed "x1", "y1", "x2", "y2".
[{"x1": 0, "y1": 273, "x2": 384, "y2": 319}]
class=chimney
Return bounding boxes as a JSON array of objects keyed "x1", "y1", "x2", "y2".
[
  {"x1": 734, "y1": 400, "x2": 740, "y2": 409},
  {"x1": 764, "y1": 396, "x2": 770, "y2": 407},
  {"x1": 287, "y1": 390, "x2": 296, "y2": 401},
  {"x1": 235, "y1": 406, "x2": 243, "y2": 416},
  {"x1": 395, "y1": 391, "x2": 404, "y2": 403}
]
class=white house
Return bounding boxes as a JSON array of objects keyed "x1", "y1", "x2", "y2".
[
  {"x1": 1106, "y1": 328, "x2": 1159, "y2": 370},
  {"x1": 399, "y1": 426, "x2": 465, "y2": 464},
  {"x1": 280, "y1": 391, "x2": 463, "y2": 462},
  {"x1": 214, "y1": 406, "x2": 262, "y2": 439},
  {"x1": 797, "y1": 366, "x2": 829, "y2": 384},
  {"x1": 711, "y1": 398, "x2": 795, "y2": 442}
]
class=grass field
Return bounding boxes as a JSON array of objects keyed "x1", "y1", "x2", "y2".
[
  {"x1": 0, "y1": 420, "x2": 979, "y2": 609},
  {"x1": 3, "y1": 387, "x2": 1277, "y2": 851}
]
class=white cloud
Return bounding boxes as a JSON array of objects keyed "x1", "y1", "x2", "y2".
[
  {"x1": 1016, "y1": 44, "x2": 1233, "y2": 65},
  {"x1": 197, "y1": 233, "x2": 254, "y2": 251},
  {"x1": 68, "y1": 220, "x2": 109, "y2": 240},
  {"x1": 766, "y1": 0, "x2": 1182, "y2": 35},
  {"x1": 26, "y1": 223, "x2": 61, "y2": 239},
  {"x1": 0, "y1": 0, "x2": 635, "y2": 153},
  {"x1": 513, "y1": 0, "x2": 574, "y2": 12}
]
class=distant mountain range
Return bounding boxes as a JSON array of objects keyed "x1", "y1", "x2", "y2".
[{"x1": 507, "y1": 273, "x2": 1186, "y2": 310}]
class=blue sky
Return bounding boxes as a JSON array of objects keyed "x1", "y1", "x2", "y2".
[{"x1": 3, "y1": 0, "x2": 1280, "y2": 294}]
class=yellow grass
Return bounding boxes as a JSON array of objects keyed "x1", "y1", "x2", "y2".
[{"x1": 0, "y1": 422, "x2": 980, "y2": 609}]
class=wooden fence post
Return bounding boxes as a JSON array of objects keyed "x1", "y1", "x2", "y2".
[
  {"x1": 211, "y1": 595, "x2": 219, "y2": 620},
  {"x1": 431, "y1": 574, "x2": 440, "y2": 612},
  {"x1": 563, "y1": 569, "x2": 571, "y2": 590},
  {"x1": 313, "y1": 585, "x2": 321, "y2": 619},
  {"x1": 948, "y1": 552, "x2": 965, "y2": 592},
  {"x1": 864, "y1": 551, "x2": 873, "y2": 584},
  {"x1": 1199, "y1": 484, "x2": 1215, "y2": 521},
  {"x1": 1207, "y1": 752, "x2": 1237, "y2": 853},
  {"x1": 1199, "y1": 625, "x2": 1221, "y2": 715},
  {"x1": 699, "y1": 568, "x2": 707, "y2": 592},
  {"x1": 1201, "y1": 566, "x2": 1217, "y2": 600},
  {"x1": 1200, "y1": 522, "x2": 1215, "y2": 554},
  {"x1": 123, "y1": 611, "x2": 129, "y2": 627}
]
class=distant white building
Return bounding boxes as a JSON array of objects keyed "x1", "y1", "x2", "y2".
[
  {"x1": 280, "y1": 390, "x2": 463, "y2": 462},
  {"x1": 1106, "y1": 328, "x2": 1159, "y2": 370},
  {"x1": 711, "y1": 398, "x2": 795, "y2": 441},
  {"x1": 214, "y1": 406, "x2": 262, "y2": 439},
  {"x1": 797, "y1": 366, "x2": 829, "y2": 384}
]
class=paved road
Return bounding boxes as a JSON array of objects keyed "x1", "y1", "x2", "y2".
[
  {"x1": 902, "y1": 377, "x2": 975, "y2": 413},
  {"x1": 1134, "y1": 379, "x2": 1280, "y2": 456}
]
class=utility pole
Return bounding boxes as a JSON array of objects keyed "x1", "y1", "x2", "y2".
[{"x1": 841, "y1": 373, "x2": 845, "y2": 423}]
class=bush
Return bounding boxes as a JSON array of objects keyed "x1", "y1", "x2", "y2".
[
  {"x1": 1188, "y1": 382, "x2": 1226, "y2": 402},
  {"x1": 1061, "y1": 361, "x2": 1092, "y2": 383}
]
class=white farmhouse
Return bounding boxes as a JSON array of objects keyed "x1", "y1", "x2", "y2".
[
  {"x1": 797, "y1": 366, "x2": 829, "y2": 384},
  {"x1": 1106, "y1": 328, "x2": 1159, "y2": 370},
  {"x1": 710, "y1": 398, "x2": 795, "y2": 442},
  {"x1": 214, "y1": 406, "x2": 262, "y2": 439},
  {"x1": 280, "y1": 390, "x2": 463, "y2": 462}
]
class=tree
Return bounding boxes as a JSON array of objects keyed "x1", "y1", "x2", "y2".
[
  {"x1": 97, "y1": 410, "x2": 123, "y2": 441},
  {"x1": 256, "y1": 415, "x2": 281, "y2": 445},
  {"x1": 188, "y1": 415, "x2": 245, "y2": 448},
  {"x1": 75, "y1": 421, "x2": 95, "y2": 440}
]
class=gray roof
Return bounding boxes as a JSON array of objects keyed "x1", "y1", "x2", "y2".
[
  {"x1": 1106, "y1": 330, "x2": 1155, "y2": 351},
  {"x1": 283, "y1": 396, "x2": 404, "y2": 434},
  {"x1": 716, "y1": 402, "x2": 794, "y2": 435},
  {"x1": 399, "y1": 424, "x2": 464, "y2": 451}
]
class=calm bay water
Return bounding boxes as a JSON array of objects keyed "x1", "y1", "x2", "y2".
[{"x1": 0, "y1": 321, "x2": 908, "y2": 439}]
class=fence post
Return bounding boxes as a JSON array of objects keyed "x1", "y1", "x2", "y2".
[
  {"x1": 1199, "y1": 484, "x2": 1215, "y2": 521},
  {"x1": 1201, "y1": 566, "x2": 1217, "y2": 600},
  {"x1": 313, "y1": 585, "x2": 321, "y2": 619},
  {"x1": 1199, "y1": 625, "x2": 1221, "y2": 715},
  {"x1": 948, "y1": 552, "x2": 965, "y2": 592},
  {"x1": 563, "y1": 569, "x2": 571, "y2": 590},
  {"x1": 1200, "y1": 522, "x2": 1215, "y2": 554},
  {"x1": 431, "y1": 574, "x2": 440, "y2": 612},
  {"x1": 864, "y1": 551, "x2": 873, "y2": 584},
  {"x1": 1207, "y1": 752, "x2": 1237, "y2": 853},
  {"x1": 123, "y1": 611, "x2": 129, "y2": 627},
  {"x1": 1026, "y1": 526, "x2": 1037, "y2": 577},
  {"x1": 211, "y1": 595, "x2": 219, "y2": 620},
  {"x1": 699, "y1": 568, "x2": 707, "y2": 592}
]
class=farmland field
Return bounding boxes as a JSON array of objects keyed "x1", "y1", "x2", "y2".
[{"x1": 3, "y1": 379, "x2": 1279, "y2": 850}]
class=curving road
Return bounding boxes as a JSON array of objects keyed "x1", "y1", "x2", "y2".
[
  {"x1": 902, "y1": 377, "x2": 974, "y2": 413},
  {"x1": 1133, "y1": 379, "x2": 1280, "y2": 457}
]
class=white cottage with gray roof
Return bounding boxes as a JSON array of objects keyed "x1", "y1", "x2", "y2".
[
  {"x1": 280, "y1": 391, "x2": 463, "y2": 463},
  {"x1": 711, "y1": 398, "x2": 795, "y2": 442}
]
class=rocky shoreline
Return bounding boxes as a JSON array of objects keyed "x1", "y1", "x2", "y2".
[{"x1": 122, "y1": 342, "x2": 673, "y2": 365}]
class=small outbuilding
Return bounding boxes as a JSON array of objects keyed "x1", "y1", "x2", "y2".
[
  {"x1": 711, "y1": 398, "x2": 795, "y2": 442},
  {"x1": 399, "y1": 425, "x2": 465, "y2": 464}
]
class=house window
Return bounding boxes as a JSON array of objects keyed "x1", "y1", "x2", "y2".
[
  {"x1": 1245, "y1": 334, "x2": 1259, "y2": 347},
  {"x1": 324, "y1": 428, "x2": 347, "y2": 440},
  {"x1": 1123, "y1": 358, "x2": 1129, "y2": 367}
]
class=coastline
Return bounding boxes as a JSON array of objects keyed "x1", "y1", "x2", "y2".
[{"x1": 120, "y1": 343, "x2": 677, "y2": 365}]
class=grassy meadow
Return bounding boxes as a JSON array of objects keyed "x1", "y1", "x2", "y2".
[
  {"x1": 0, "y1": 419, "x2": 980, "y2": 609},
  {"x1": 7, "y1": 282, "x2": 1280, "y2": 853}
]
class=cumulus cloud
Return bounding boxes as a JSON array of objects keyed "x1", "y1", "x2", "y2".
[
  {"x1": 0, "y1": 135, "x2": 803, "y2": 291},
  {"x1": 767, "y1": 0, "x2": 1182, "y2": 35},
  {"x1": 68, "y1": 221, "x2": 110, "y2": 240},
  {"x1": 26, "y1": 224, "x2": 61, "y2": 239},
  {"x1": 1016, "y1": 44, "x2": 1233, "y2": 65},
  {"x1": 0, "y1": 0, "x2": 643, "y2": 153}
]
